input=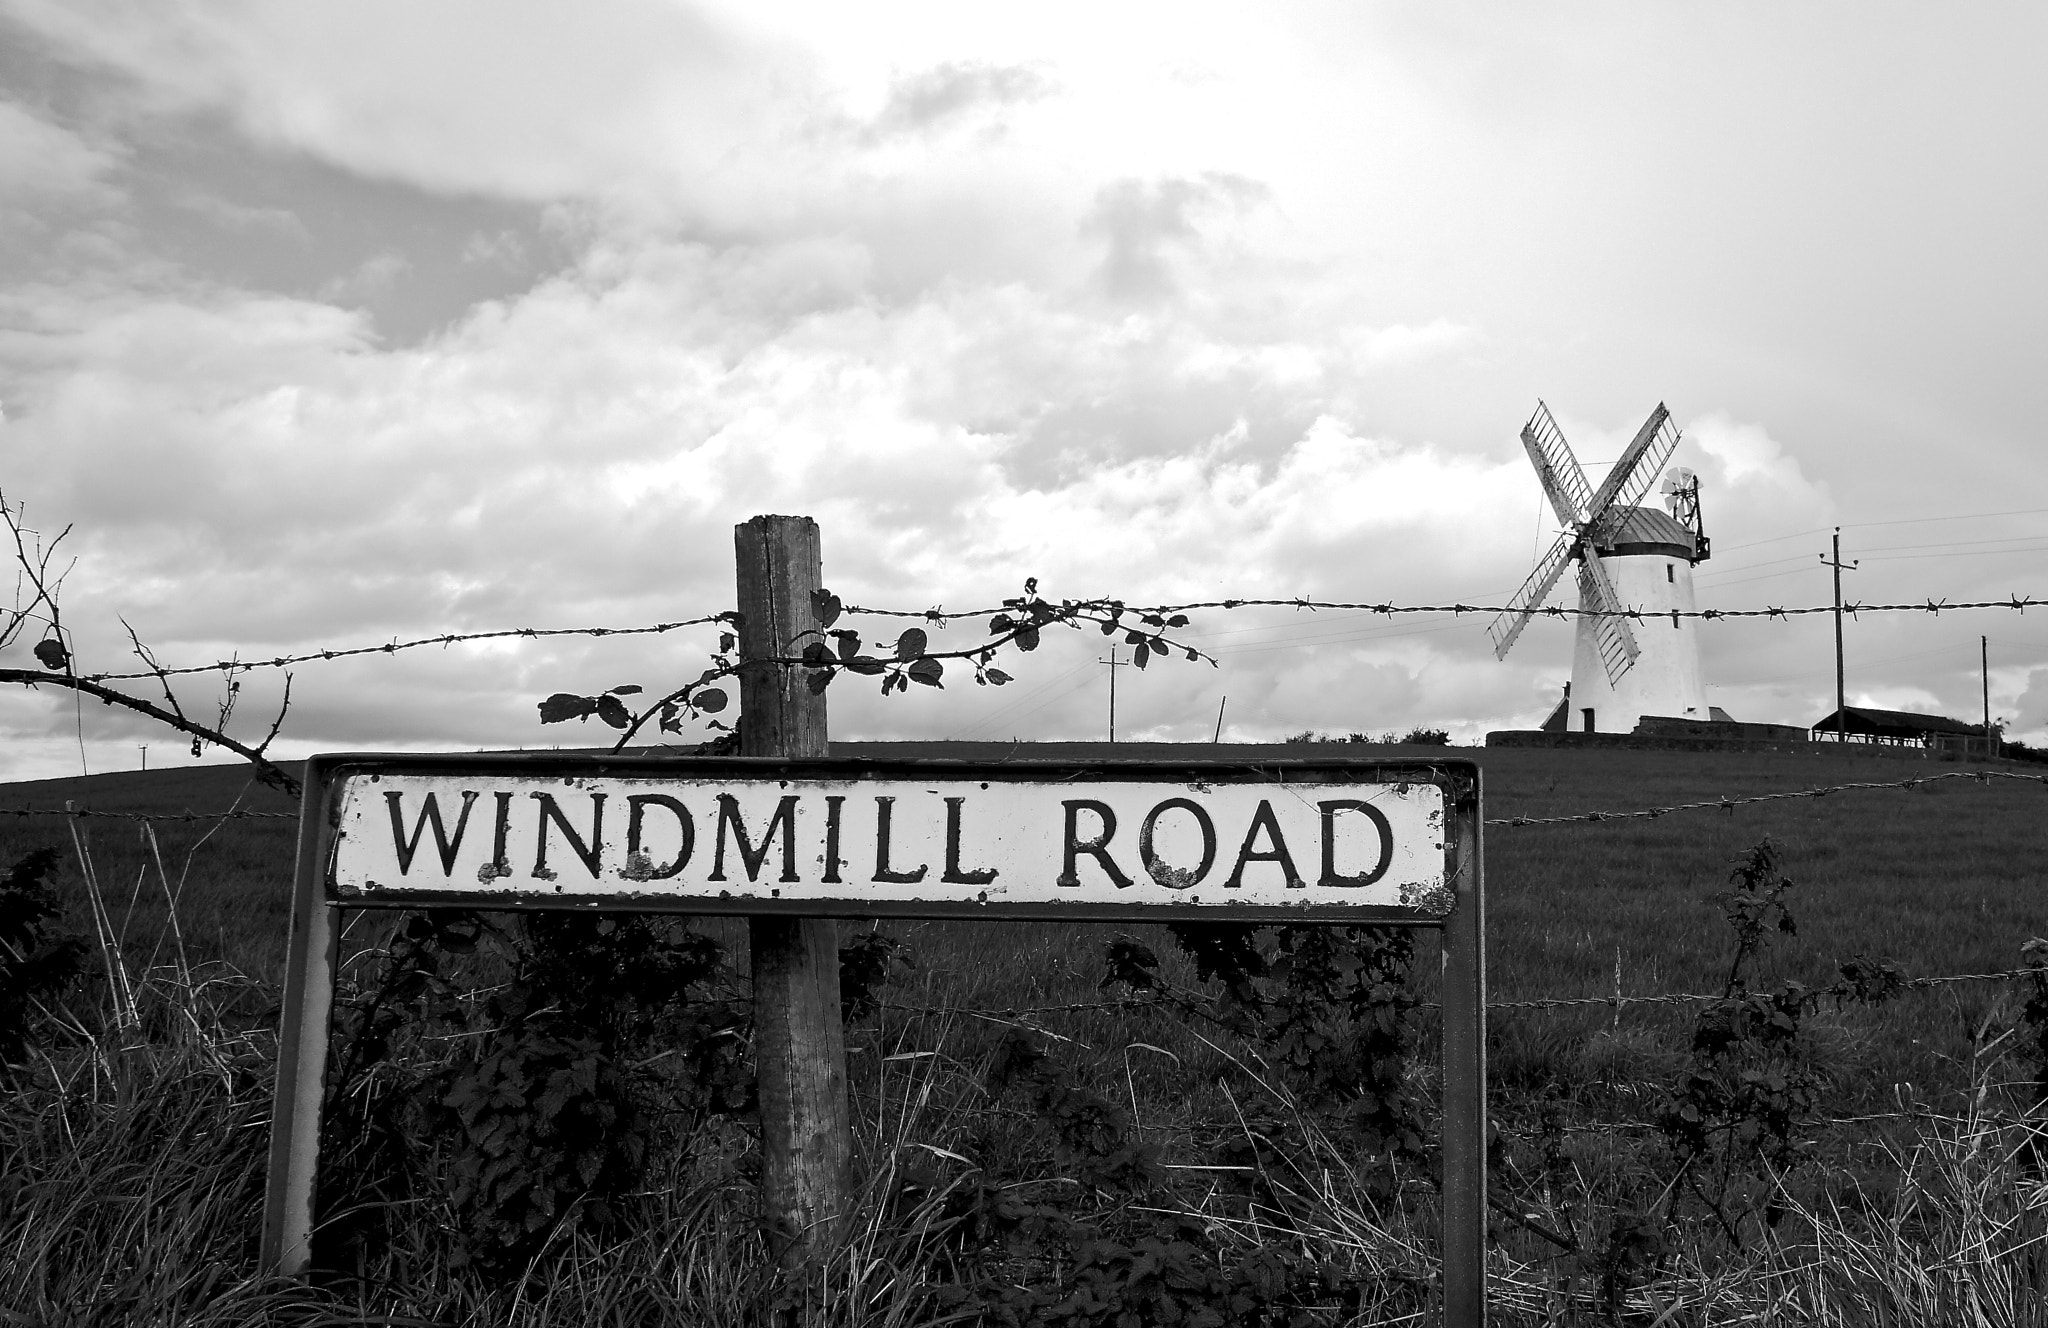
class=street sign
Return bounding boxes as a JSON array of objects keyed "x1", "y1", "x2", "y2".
[
  {"x1": 327, "y1": 756, "x2": 1456, "y2": 919},
  {"x1": 264, "y1": 751, "x2": 1485, "y2": 1323}
]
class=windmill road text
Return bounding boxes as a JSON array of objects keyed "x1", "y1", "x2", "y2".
[{"x1": 328, "y1": 773, "x2": 1450, "y2": 917}]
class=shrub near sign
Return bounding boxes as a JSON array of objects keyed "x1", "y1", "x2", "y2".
[{"x1": 334, "y1": 760, "x2": 1452, "y2": 918}]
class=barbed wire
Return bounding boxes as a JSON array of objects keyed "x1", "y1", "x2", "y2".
[
  {"x1": 77, "y1": 614, "x2": 738, "y2": 682},
  {"x1": 844, "y1": 595, "x2": 2048, "y2": 623},
  {"x1": 1482, "y1": 967, "x2": 2040, "y2": 1014},
  {"x1": 48, "y1": 590, "x2": 2048, "y2": 685},
  {"x1": 873, "y1": 966, "x2": 2044, "y2": 1024},
  {"x1": 0, "y1": 806, "x2": 296, "y2": 821},
  {"x1": 1487, "y1": 768, "x2": 2047, "y2": 828}
]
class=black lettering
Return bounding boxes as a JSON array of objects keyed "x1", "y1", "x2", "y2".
[
  {"x1": 1223, "y1": 800, "x2": 1304, "y2": 890},
  {"x1": 711, "y1": 794, "x2": 800, "y2": 883},
  {"x1": 941, "y1": 796, "x2": 997, "y2": 885},
  {"x1": 1318, "y1": 799, "x2": 1393, "y2": 888},
  {"x1": 823, "y1": 795, "x2": 845, "y2": 883},
  {"x1": 1138, "y1": 797, "x2": 1215, "y2": 889},
  {"x1": 626, "y1": 794, "x2": 694, "y2": 879},
  {"x1": 873, "y1": 797, "x2": 928, "y2": 883},
  {"x1": 531, "y1": 792, "x2": 605, "y2": 878},
  {"x1": 385, "y1": 790, "x2": 478, "y2": 875},
  {"x1": 490, "y1": 791, "x2": 513, "y2": 874},
  {"x1": 1057, "y1": 799, "x2": 1133, "y2": 889}
]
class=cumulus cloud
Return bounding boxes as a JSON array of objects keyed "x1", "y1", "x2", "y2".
[
  {"x1": 871, "y1": 61, "x2": 1054, "y2": 138},
  {"x1": 1082, "y1": 173, "x2": 1270, "y2": 303},
  {"x1": 0, "y1": 98, "x2": 122, "y2": 201},
  {"x1": 0, "y1": 3, "x2": 2030, "y2": 779}
]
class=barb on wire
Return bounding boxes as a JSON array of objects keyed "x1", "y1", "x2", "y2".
[
  {"x1": 82, "y1": 614, "x2": 742, "y2": 683},
  {"x1": 1489, "y1": 768, "x2": 2048, "y2": 829}
]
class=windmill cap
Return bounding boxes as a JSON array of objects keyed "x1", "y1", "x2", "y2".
[{"x1": 1591, "y1": 505, "x2": 1696, "y2": 558}]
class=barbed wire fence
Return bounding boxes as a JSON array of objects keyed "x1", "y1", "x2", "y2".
[
  {"x1": 56, "y1": 589, "x2": 2048, "y2": 684},
  {"x1": 19, "y1": 595, "x2": 2048, "y2": 1174}
]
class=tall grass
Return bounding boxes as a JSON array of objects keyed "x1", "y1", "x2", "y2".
[{"x1": 7, "y1": 748, "x2": 2048, "y2": 1322}]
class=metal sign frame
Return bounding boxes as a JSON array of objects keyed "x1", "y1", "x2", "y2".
[{"x1": 262, "y1": 752, "x2": 1486, "y2": 1322}]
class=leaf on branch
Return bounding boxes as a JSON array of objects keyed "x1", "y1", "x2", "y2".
[
  {"x1": 539, "y1": 693, "x2": 597, "y2": 724},
  {"x1": 988, "y1": 614, "x2": 1014, "y2": 634},
  {"x1": 830, "y1": 629, "x2": 861, "y2": 659},
  {"x1": 1167, "y1": 614, "x2": 1189, "y2": 628},
  {"x1": 1142, "y1": 614, "x2": 1164, "y2": 627},
  {"x1": 1124, "y1": 630, "x2": 1146, "y2": 646},
  {"x1": 801, "y1": 641, "x2": 833, "y2": 666},
  {"x1": 1099, "y1": 620, "x2": 1117, "y2": 635},
  {"x1": 986, "y1": 668, "x2": 1012, "y2": 685},
  {"x1": 695, "y1": 687, "x2": 729, "y2": 714},
  {"x1": 1023, "y1": 577, "x2": 1039, "y2": 596},
  {"x1": 719, "y1": 632, "x2": 736, "y2": 653},
  {"x1": 32, "y1": 638, "x2": 68, "y2": 671},
  {"x1": 807, "y1": 668, "x2": 834, "y2": 694},
  {"x1": 609, "y1": 684, "x2": 643, "y2": 695},
  {"x1": 1016, "y1": 627, "x2": 1040, "y2": 652},
  {"x1": 908, "y1": 657, "x2": 944, "y2": 687},
  {"x1": 659, "y1": 703, "x2": 682, "y2": 733},
  {"x1": 811, "y1": 588, "x2": 843, "y2": 627},
  {"x1": 595, "y1": 694, "x2": 631, "y2": 728},
  {"x1": 1132, "y1": 641, "x2": 1150, "y2": 669},
  {"x1": 894, "y1": 628, "x2": 927, "y2": 661},
  {"x1": 843, "y1": 655, "x2": 886, "y2": 676}
]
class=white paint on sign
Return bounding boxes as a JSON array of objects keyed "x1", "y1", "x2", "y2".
[{"x1": 328, "y1": 773, "x2": 1450, "y2": 913}]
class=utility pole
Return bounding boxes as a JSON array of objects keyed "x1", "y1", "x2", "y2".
[
  {"x1": 1983, "y1": 635, "x2": 1992, "y2": 757},
  {"x1": 1099, "y1": 647, "x2": 1127, "y2": 743},
  {"x1": 138, "y1": 744, "x2": 147, "y2": 771},
  {"x1": 1820, "y1": 528, "x2": 1857, "y2": 742}
]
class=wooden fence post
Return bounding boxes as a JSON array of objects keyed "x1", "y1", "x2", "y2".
[{"x1": 734, "y1": 515, "x2": 851, "y2": 1266}]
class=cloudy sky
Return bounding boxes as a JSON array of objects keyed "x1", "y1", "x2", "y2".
[{"x1": 2, "y1": 2, "x2": 2045, "y2": 781}]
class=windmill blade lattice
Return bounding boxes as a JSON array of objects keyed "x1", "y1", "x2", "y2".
[
  {"x1": 1578, "y1": 546, "x2": 1642, "y2": 683},
  {"x1": 1488, "y1": 530, "x2": 1576, "y2": 660},
  {"x1": 1585, "y1": 404, "x2": 1681, "y2": 541},
  {"x1": 1520, "y1": 401, "x2": 1593, "y2": 528}
]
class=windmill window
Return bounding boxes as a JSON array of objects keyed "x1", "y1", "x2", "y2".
[{"x1": 1666, "y1": 565, "x2": 1674, "y2": 583}]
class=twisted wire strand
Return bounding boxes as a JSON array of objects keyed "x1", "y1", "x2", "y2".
[
  {"x1": 1487, "y1": 768, "x2": 2046, "y2": 828},
  {"x1": 79, "y1": 614, "x2": 736, "y2": 682},
  {"x1": 844, "y1": 595, "x2": 2048, "y2": 622},
  {"x1": 51, "y1": 590, "x2": 2048, "y2": 683}
]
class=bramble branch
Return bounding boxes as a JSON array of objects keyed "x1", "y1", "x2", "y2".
[{"x1": 0, "y1": 668, "x2": 299, "y2": 795}]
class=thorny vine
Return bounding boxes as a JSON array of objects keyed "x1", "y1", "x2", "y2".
[{"x1": 0, "y1": 491, "x2": 299, "y2": 794}]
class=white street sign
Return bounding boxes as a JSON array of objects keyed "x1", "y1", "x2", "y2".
[{"x1": 328, "y1": 764, "x2": 1451, "y2": 916}]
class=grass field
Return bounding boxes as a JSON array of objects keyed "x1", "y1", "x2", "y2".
[{"x1": 4, "y1": 741, "x2": 2046, "y2": 1323}]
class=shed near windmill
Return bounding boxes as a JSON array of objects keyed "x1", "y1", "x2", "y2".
[{"x1": 1811, "y1": 706, "x2": 1999, "y2": 757}]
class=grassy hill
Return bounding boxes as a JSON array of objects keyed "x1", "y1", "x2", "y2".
[{"x1": 6, "y1": 740, "x2": 2041, "y2": 1084}]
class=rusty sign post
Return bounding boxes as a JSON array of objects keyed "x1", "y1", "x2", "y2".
[{"x1": 259, "y1": 750, "x2": 1487, "y2": 1319}]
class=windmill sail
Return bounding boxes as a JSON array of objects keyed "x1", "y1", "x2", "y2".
[
  {"x1": 1521, "y1": 401, "x2": 1593, "y2": 527},
  {"x1": 1489, "y1": 529, "x2": 1576, "y2": 659},
  {"x1": 1584, "y1": 405, "x2": 1680, "y2": 540},
  {"x1": 1578, "y1": 551, "x2": 1641, "y2": 683}
]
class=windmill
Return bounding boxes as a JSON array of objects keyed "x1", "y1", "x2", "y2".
[{"x1": 1490, "y1": 402, "x2": 1712, "y2": 734}]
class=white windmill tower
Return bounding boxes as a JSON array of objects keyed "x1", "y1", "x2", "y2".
[{"x1": 1490, "y1": 402, "x2": 1713, "y2": 734}]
